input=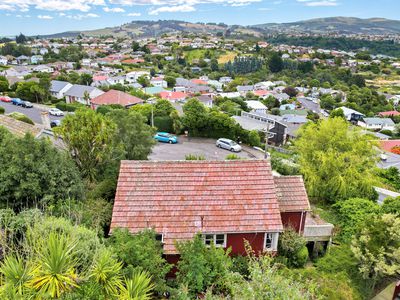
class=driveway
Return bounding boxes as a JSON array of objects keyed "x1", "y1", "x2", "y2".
[
  {"x1": 150, "y1": 137, "x2": 264, "y2": 161},
  {"x1": 0, "y1": 102, "x2": 65, "y2": 124}
]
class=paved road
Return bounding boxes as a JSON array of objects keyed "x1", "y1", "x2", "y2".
[
  {"x1": 0, "y1": 102, "x2": 65, "y2": 124},
  {"x1": 149, "y1": 137, "x2": 264, "y2": 161}
]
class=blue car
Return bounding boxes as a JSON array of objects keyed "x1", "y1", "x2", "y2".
[
  {"x1": 154, "y1": 132, "x2": 178, "y2": 144},
  {"x1": 11, "y1": 98, "x2": 23, "y2": 106}
]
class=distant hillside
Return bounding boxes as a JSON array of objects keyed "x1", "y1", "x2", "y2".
[
  {"x1": 38, "y1": 17, "x2": 400, "y2": 39},
  {"x1": 254, "y1": 17, "x2": 400, "y2": 35}
]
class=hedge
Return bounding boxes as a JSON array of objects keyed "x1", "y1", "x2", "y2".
[
  {"x1": 56, "y1": 101, "x2": 86, "y2": 112},
  {"x1": 0, "y1": 106, "x2": 4, "y2": 114}
]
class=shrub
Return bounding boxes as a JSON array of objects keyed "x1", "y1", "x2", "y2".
[
  {"x1": 154, "y1": 116, "x2": 173, "y2": 133},
  {"x1": 8, "y1": 112, "x2": 34, "y2": 125},
  {"x1": 0, "y1": 106, "x2": 4, "y2": 114},
  {"x1": 225, "y1": 154, "x2": 241, "y2": 160},
  {"x1": 277, "y1": 228, "x2": 308, "y2": 268},
  {"x1": 185, "y1": 154, "x2": 205, "y2": 160},
  {"x1": 56, "y1": 101, "x2": 86, "y2": 112},
  {"x1": 379, "y1": 129, "x2": 392, "y2": 136}
]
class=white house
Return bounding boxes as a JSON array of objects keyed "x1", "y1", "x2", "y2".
[
  {"x1": 358, "y1": 118, "x2": 395, "y2": 131},
  {"x1": 126, "y1": 71, "x2": 150, "y2": 84},
  {"x1": 64, "y1": 85, "x2": 104, "y2": 105},
  {"x1": 245, "y1": 100, "x2": 268, "y2": 114},
  {"x1": 33, "y1": 65, "x2": 54, "y2": 73},
  {"x1": 50, "y1": 80, "x2": 73, "y2": 99},
  {"x1": 0, "y1": 56, "x2": 7, "y2": 66},
  {"x1": 150, "y1": 77, "x2": 168, "y2": 88}
]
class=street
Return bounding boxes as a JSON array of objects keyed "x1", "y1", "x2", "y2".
[{"x1": 0, "y1": 101, "x2": 65, "y2": 124}]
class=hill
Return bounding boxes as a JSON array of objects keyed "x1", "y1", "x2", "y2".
[
  {"x1": 38, "y1": 17, "x2": 400, "y2": 39},
  {"x1": 254, "y1": 17, "x2": 400, "y2": 35}
]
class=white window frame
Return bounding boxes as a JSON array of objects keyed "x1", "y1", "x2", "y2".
[
  {"x1": 264, "y1": 232, "x2": 279, "y2": 251},
  {"x1": 155, "y1": 234, "x2": 164, "y2": 244},
  {"x1": 202, "y1": 233, "x2": 227, "y2": 248}
]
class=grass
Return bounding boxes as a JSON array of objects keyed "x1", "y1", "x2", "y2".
[
  {"x1": 217, "y1": 51, "x2": 237, "y2": 64},
  {"x1": 184, "y1": 49, "x2": 211, "y2": 63}
]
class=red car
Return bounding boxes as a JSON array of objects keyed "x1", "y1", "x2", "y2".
[{"x1": 0, "y1": 96, "x2": 11, "y2": 102}]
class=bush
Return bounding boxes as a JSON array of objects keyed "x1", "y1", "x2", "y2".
[
  {"x1": 56, "y1": 101, "x2": 86, "y2": 112},
  {"x1": 380, "y1": 129, "x2": 393, "y2": 136},
  {"x1": 271, "y1": 156, "x2": 300, "y2": 175},
  {"x1": 0, "y1": 106, "x2": 4, "y2": 114},
  {"x1": 154, "y1": 116, "x2": 173, "y2": 133},
  {"x1": 185, "y1": 154, "x2": 205, "y2": 160},
  {"x1": 225, "y1": 154, "x2": 241, "y2": 160},
  {"x1": 8, "y1": 112, "x2": 34, "y2": 125},
  {"x1": 277, "y1": 228, "x2": 308, "y2": 268}
]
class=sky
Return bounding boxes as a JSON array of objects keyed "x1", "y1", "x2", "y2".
[{"x1": 0, "y1": 0, "x2": 399, "y2": 36}]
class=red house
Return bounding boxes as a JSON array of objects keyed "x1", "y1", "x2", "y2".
[
  {"x1": 90, "y1": 89, "x2": 144, "y2": 110},
  {"x1": 111, "y1": 160, "x2": 310, "y2": 261}
]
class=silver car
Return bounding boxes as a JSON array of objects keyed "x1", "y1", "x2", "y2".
[{"x1": 216, "y1": 138, "x2": 242, "y2": 152}]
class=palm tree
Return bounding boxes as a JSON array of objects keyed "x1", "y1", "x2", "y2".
[
  {"x1": 89, "y1": 249, "x2": 123, "y2": 297},
  {"x1": 28, "y1": 232, "x2": 78, "y2": 298},
  {"x1": 0, "y1": 255, "x2": 33, "y2": 297},
  {"x1": 119, "y1": 271, "x2": 154, "y2": 300}
]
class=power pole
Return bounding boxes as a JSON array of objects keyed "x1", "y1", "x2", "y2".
[
  {"x1": 151, "y1": 104, "x2": 154, "y2": 127},
  {"x1": 264, "y1": 121, "x2": 270, "y2": 159}
]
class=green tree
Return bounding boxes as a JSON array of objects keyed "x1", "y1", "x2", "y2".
[
  {"x1": 0, "y1": 130, "x2": 83, "y2": 210},
  {"x1": 351, "y1": 214, "x2": 400, "y2": 289},
  {"x1": 164, "y1": 76, "x2": 176, "y2": 88},
  {"x1": 0, "y1": 76, "x2": 9, "y2": 92},
  {"x1": 333, "y1": 198, "x2": 380, "y2": 241},
  {"x1": 108, "y1": 109, "x2": 155, "y2": 160},
  {"x1": 278, "y1": 228, "x2": 308, "y2": 268},
  {"x1": 80, "y1": 73, "x2": 93, "y2": 86},
  {"x1": 381, "y1": 196, "x2": 400, "y2": 215},
  {"x1": 154, "y1": 99, "x2": 175, "y2": 117},
  {"x1": 182, "y1": 98, "x2": 208, "y2": 136},
  {"x1": 295, "y1": 118, "x2": 378, "y2": 203},
  {"x1": 268, "y1": 52, "x2": 283, "y2": 73},
  {"x1": 107, "y1": 229, "x2": 171, "y2": 293},
  {"x1": 176, "y1": 234, "x2": 232, "y2": 296},
  {"x1": 54, "y1": 109, "x2": 116, "y2": 181}
]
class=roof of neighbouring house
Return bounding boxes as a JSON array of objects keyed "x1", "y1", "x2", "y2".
[
  {"x1": 111, "y1": 160, "x2": 285, "y2": 254},
  {"x1": 64, "y1": 84, "x2": 102, "y2": 98},
  {"x1": 274, "y1": 176, "x2": 311, "y2": 212},
  {"x1": 379, "y1": 140, "x2": 400, "y2": 153},
  {"x1": 50, "y1": 80, "x2": 71, "y2": 93},
  {"x1": 378, "y1": 111, "x2": 400, "y2": 117},
  {"x1": 91, "y1": 89, "x2": 143, "y2": 107},
  {"x1": 159, "y1": 91, "x2": 187, "y2": 100},
  {"x1": 363, "y1": 117, "x2": 395, "y2": 126}
]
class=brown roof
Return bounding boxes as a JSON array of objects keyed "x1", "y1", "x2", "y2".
[
  {"x1": 274, "y1": 176, "x2": 311, "y2": 212},
  {"x1": 91, "y1": 89, "x2": 143, "y2": 107},
  {"x1": 0, "y1": 114, "x2": 42, "y2": 138},
  {"x1": 111, "y1": 160, "x2": 284, "y2": 254}
]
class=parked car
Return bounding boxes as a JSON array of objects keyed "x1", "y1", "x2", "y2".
[
  {"x1": 11, "y1": 98, "x2": 23, "y2": 106},
  {"x1": 154, "y1": 132, "x2": 178, "y2": 144},
  {"x1": 21, "y1": 101, "x2": 33, "y2": 108},
  {"x1": 49, "y1": 108, "x2": 64, "y2": 116},
  {"x1": 216, "y1": 138, "x2": 242, "y2": 152},
  {"x1": 0, "y1": 96, "x2": 11, "y2": 102},
  {"x1": 50, "y1": 120, "x2": 61, "y2": 128}
]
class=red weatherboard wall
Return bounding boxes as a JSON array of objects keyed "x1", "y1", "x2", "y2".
[
  {"x1": 226, "y1": 232, "x2": 265, "y2": 255},
  {"x1": 280, "y1": 212, "x2": 306, "y2": 233}
]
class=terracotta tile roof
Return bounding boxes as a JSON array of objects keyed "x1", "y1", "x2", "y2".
[
  {"x1": 378, "y1": 111, "x2": 400, "y2": 117},
  {"x1": 274, "y1": 176, "x2": 311, "y2": 212},
  {"x1": 111, "y1": 160, "x2": 284, "y2": 254},
  {"x1": 0, "y1": 114, "x2": 42, "y2": 138},
  {"x1": 380, "y1": 140, "x2": 400, "y2": 153},
  {"x1": 91, "y1": 89, "x2": 143, "y2": 107}
]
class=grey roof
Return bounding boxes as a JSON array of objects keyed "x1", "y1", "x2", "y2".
[
  {"x1": 64, "y1": 84, "x2": 99, "y2": 98},
  {"x1": 363, "y1": 117, "x2": 395, "y2": 126},
  {"x1": 236, "y1": 85, "x2": 254, "y2": 92},
  {"x1": 50, "y1": 80, "x2": 71, "y2": 93}
]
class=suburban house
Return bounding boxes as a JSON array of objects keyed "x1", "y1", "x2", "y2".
[
  {"x1": 197, "y1": 95, "x2": 213, "y2": 108},
  {"x1": 0, "y1": 56, "x2": 7, "y2": 66},
  {"x1": 126, "y1": 71, "x2": 150, "y2": 83},
  {"x1": 30, "y1": 55, "x2": 43, "y2": 64},
  {"x1": 159, "y1": 91, "x2": 187, "y2": 102},
  {"x1": 32, "y1": 65, "x2": 54, "y2": 73},
  {"x1": 358, "y1": 117, "x2": 395, "y2": 131},
  {"x1": 110, "y1": 160, "x2": 330, "y2": 262},
  {"x1": 246, "y1": 100, "x2": 268, "y2": 114},
  {"x1": 90, "y1": 89, "x2": 143, "y2": 109},
  {"x1": 378, "y1": 111, "x2": 400, "y2": 117},
  {"x1": 150, "y1": 77, "x2": 168, "y2": 88},
  {"x1": 64, "y1": 85, "x2": 104, "y2": 105},
  {"x1": 339, "y1": 106, "x2": 364, "y2": 124},
  {"x1": 49, "y1": 80, "x2": 73, "y2": 99}
]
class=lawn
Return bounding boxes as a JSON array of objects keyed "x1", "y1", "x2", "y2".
[{"x1": 218, "y1": 51, "x2": 237, "y2": 64}]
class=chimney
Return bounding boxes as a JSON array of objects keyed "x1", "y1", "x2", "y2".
[{"x1": 40, "y1": 111, "x2": 51, "y2": 130}]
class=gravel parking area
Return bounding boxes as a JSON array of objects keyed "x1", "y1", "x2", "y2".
[{"x1": 149, "y1": 136, "x2": 263, "y2": 161}]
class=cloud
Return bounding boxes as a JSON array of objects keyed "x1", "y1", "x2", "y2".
[
  {"x1": 126, "y1": 12, "x2": 141, "y2": 16},
  {"x1": 103, "y1": 6, "x2": 125, "y2": 12},
  {"x1": 66, "y1": 12, "x2": 99, "y2": 19},
  {"x1": 37, "y1": 14, "x2": 53, "y2": 19},
  {"x1": 110, "y1": 0, "x2": 261, "y2": 8},
  {"x1": 149, "y1": 4, "x2": 195, "y2": 15},
  {"x1": 297, "y1": 0, "x2": 338, "y2": 6},
  {"x1": 258, "y1": 7, "x2": 271, "y2": 11},
  {"x1": 0, "y1": 0, "x2": 105, "y2": 12}
]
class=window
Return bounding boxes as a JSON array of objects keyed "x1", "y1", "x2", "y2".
[
  {"x1": 202, "y1": 234, "x2": 226, "y2": 247},
  {"x1": 155, "y1": 234, "x2": 164, "y2": 243},
  {"x1": 264, "y1": 232, "x2": 278, "y2": 251}
]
